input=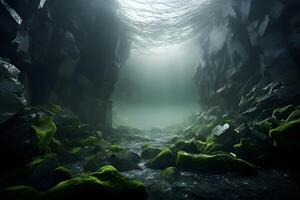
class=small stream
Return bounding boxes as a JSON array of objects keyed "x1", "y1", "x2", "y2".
[{"x1": 120, "y1": 130, "x2": 300, "y2": 200}]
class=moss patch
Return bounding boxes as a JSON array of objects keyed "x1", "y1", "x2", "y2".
[{"x1": 146, "y1": 148, "x2": 175, "y2": 170}]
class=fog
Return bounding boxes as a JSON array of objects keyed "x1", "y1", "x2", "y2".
[{"x1": 112, "y1": 41, "x2": 200, "y2": 129}]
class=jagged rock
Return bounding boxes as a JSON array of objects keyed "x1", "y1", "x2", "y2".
[
  {"x1": 272, "y1": 105, "x2": 295, "y2": 120},
  {"x1": 0, "y1": 61, "x2": 26, "y2": 123}
]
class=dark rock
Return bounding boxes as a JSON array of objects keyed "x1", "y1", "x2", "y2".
[{"x1": 146, "y1": 148, "x2": 176, "y2": 170}]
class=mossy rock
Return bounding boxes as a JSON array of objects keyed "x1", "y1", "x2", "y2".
[
  {"x1": 0, "y1": 108, "x2": 57, "y2": 168},
  {"x1": 170, "y1": 140, "x2": 202, "y2": 154},
  {"x1": 0, "y1": 185, "x2": 42, "y2": 200},
  {"x1": 269, "y1": 119, "x2": 300, "y2": 153},
  {"x1": 141, "y1": 146, "x2": 162, "y2": 160},
  {"x1": 272, "y1": 105, "x2": 295, "y2": 120},
  {"x1": 83, "y1": 152, "x2": 109, "y2": 172},
  {"x1": 54, "y1": 167, "x2": 72, "y2": 182},
  {"x1": 203, "y1": 135, "x2": 224, "y2": 154},
  {"x1": 44, "y1": 165, "x2": 148, "y2": 200},
  {"x1": 107, "y1": 150, "x2": 141, "y2": 171},
  {"x1": 146, "y1": 148, "x2": 176, "y2": 170},
  {"x1": 161, "y1": 167, "x2": 180, "y2": 181},
  {"x1": 286, "y1": 110, "x2": 300, "y2": 122},
  {"x1": 176, "y1": 151, "x2": 257, "y2": 175}
]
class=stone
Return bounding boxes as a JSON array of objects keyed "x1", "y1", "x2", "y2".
[
  {"x1": 272, "y1": 105, "x2": 295, "y2": 120},
  {"x1": 176, "y1": 151, "x2": 256, "y2": 175},
  {"x1": 286, "y1": 110, "x2": 300, "y2": 122},
  {"x1": 141, "y1": 146, "x2": 161, "y2": 160},
  {"x1": 146, "y1": 148, "x2": 176, "y2": 170}
]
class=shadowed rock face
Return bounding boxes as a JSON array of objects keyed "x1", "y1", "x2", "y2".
[
  {"x1": 194, "y1": 0, "x2": 300, "y2": 118},
  {"x1": 0, "y1": 0, "x2": 130, "y2": 132}
]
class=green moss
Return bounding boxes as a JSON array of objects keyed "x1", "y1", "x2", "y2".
[
  {"x1": 269, "y1": 119, "x2": 300, "y2": 152},
  {"x1": 146, "y1": 148, "x2": 175, "y2": 170},
  {"x1": 176, "y1": 151, "x2": 256, "y2": 174},
  {"x1": 45, "y1": 165, "x2": 148, "y2": 200},
  {"x1": 204, "y1": 135, "x2": 224, "y2": 154},
  {"x1": 141, "y1": 146, "x2": 162, "y2": 160},
  {"x1": 31, "y1": 116, "x2": 57, "y2": 152},
  {"x1": 0, "y1": 185, "x2": 42, "y2": 200},
  {"x1": 272, "y1": 105, "x2": 294, "y2": 120},
  {"x1": 161, "y1": 167, "x2": 180, "y2": 180},
  {"x1": 109, "y1": 144, "x2": 124, "y2": 152}
]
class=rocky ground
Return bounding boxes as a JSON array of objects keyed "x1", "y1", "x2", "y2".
[{"x1": 1, "y1": 100, "x2": 300, "y2": 199}]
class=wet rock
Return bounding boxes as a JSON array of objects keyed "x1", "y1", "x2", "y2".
[
  {"x1": 83, "y1": 152, "x2": 110, "y2": 172},
  {"x1": 45, "y1": 165, "x2": 148, "y2": 200},
  {"x1": 141, "y1": 146, "x2": 161, "y2": 160},
  {"x1": 176, "y1": 151, "x2": 257, "y2": 175},
  {"x1": 269, "y1": 119, "x2": 300, "y2": 153},
  {"x1": 107, "y1": 150, "x2": 141, "y2": 171},
  {"x1": 146, "y1": 148, "x2": 176, "y2": 170},
  {"x1": 254, "y1": 117, "x2": 279, "y2": 134}
]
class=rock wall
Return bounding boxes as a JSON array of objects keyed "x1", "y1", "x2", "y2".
[
  {"x1": 0, "y1": 0, "x2": 130, "y2": 132},
  {"x1": 194, "y1": 0, "x2": 300, "y2": 119}
]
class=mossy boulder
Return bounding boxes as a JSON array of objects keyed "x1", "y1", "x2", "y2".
[
  {"x1": 269, "y1": 119, "x2": 300, "y2": 153},
  {"x1": 0, "y1": 185, "x2": 42, "y2": 200},
  {"x1": 0, "y1": 108, "x2": 56, "y2": 169},
  {"x1": 141, "y1": 146, "x2": 161, "y2": 160},
  {"x1": 161, "y1": 167, "x2": 180, "y2": 181},
  {"x1": 146, "y1": 148, "x2": 176, "y2": 170},
  {"x1": 170, "y1": 140, "x2": 202, "y2": 154},
  {"x1": 25, "y1": 154, "x2": 72, "y2": 191},
  {"x1": 83, "y1": 152, "x2": 110, "y2": 172},
  {"x1": 272, "y1": 105, "x2": 295, "y2": 120},
  {"x1": 176, "y1": 151, "x2": 256, "y2": 175},
  {"x1": 107, "y1": 150, "x2": 141, "y2": 171},
  {"x1": 44, "y1": 165, "x2": 148, "y2": 200},
  {"x1": 203, "y1": 135, "x2": 224, "y2": 154}
]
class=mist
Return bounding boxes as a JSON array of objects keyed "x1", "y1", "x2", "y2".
[{"x1": 112, "y1": 41, "x2": 200, "y2": 129}]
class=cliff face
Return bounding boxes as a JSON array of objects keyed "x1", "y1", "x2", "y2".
[
  {"x1": 194, "y1": 0, "x2": 300, "y2": 119},
  {"x1": 0, "y1": 0, "x2": 130, "y2": 132}
]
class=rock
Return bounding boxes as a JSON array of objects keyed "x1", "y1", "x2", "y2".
[
  {"x1": 0, "y1": 185, "x2": 42, "y2": 200},
  {"x1": 83, "y1": 153, "x2": 109, "y2": 172},
  {"x1": 269, "y1": 119, "x2": 300, "y2": 153},
  {"x1": 146, "y1": 148, "x2": 176, "y2": 170},
  {"x1": 44, "y1": 165, "x2": 148, "y2": 200},
  {"x1": 141, "y1": 146, "x2": 161, "y2": 160},
  {"x1": 272, "y1": 105, "x2": 295, "y2": 120},
  {"x1": 107, "y1": 150, "x2": 141, "y2": 171},
  {"x1": 176, "y1": 151, "x2": 257, "y2": 175},
  {"x1": 0, "y1": 108, "x2": 56, "y2": 169},
  {"x1": 161, "y1": 167, "x2": 180, "y2": 181},
  {"x1": 286, "y1": 110, "x2": 300, "y2": 122},
  {"x1": 170, "y1": 140, "x2": 202, "y2": 154}
]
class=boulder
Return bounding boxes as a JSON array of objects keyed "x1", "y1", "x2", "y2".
[
  {"x1": 146, "y1": 148, "x2": 176, "y2": 170},
  {"x1": 170, "y1": 140, "x2": 202, "y2": 154},
  {"x1": 0, "y1": 108, "x2": 56, "y2": 169},
  {"x1": 141, "y1": 146, "x2": 161, "y2": 160},
  {"x1": 176, "y1": 151, "x2": 256, "y2": 175},
  {"x1": 44, "y1": 165, "x2": 148, "y2": 200}
]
